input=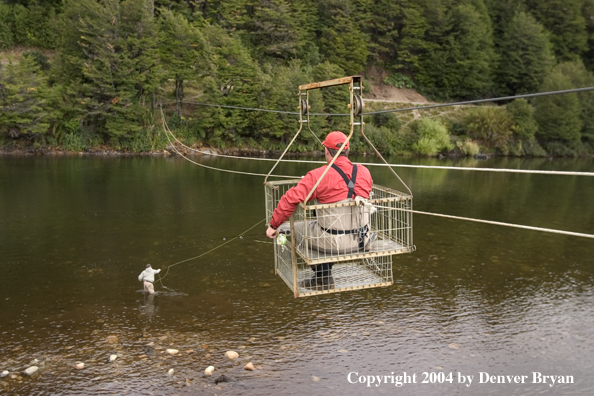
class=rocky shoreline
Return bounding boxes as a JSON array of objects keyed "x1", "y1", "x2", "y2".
[{"x1": 0, "y1": 145, "x2": 325, "y2": 158}]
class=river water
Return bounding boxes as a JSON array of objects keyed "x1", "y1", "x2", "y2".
[{"x1": 1, "y1": 155, "x2": 593, "y2": 395}]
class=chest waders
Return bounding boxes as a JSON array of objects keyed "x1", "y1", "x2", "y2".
[{"x1": 320, "y1": 164, "x2": 368, "y2": 250}]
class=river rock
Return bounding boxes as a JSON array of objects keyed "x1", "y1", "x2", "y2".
[
  {"x1": 168, "y1": 369, "x2": 174, "y2": 376},
  {"x1": 109, "y1": 355, "x2": 118, "y2": 362},
  {"x1": 244, "y1": 362, "x2": 255, "y2": 371},
  {"x1": 75, "y1": 363, "x2": 85, "y2": 370},
  {"x1": 204, "y1": 366, "x2": 215, "y2": 376},
  {"x1": 215, "y1": 374, "x2": 234, "y2": 384},
  {"x1": 23, "y1": 366, "x2": 39, "y2": 376},
  {"x1": 106, "y1": 336, "x2": 118, "y2": 344},
  {"x1": 1, "y1": 371, "x2": 8, "y2": 378},
  {"x1": 224, "y1": 351, "x2": 239, "y2": 360},
  {"x1": 166, "y1": 349, "x2": 179, "y2": 355}
]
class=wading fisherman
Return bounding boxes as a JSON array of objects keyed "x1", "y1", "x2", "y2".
[
  {"x1": 138, "y1": 264, "x2": 161, "y2": 295},
  {"x1": 265, "y1": 131, "x2": 373, "y2": 290}
]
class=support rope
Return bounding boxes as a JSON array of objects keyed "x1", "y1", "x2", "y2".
[
  {"x1": 160, "y1": 106, "x2": 298, "y2": 179},
  {"x1": 166, "y1": 137, "x2": 594, "y2": 178},
  {"x1": 165, "y1": 86, "x2": 594, "y2": 117},
  {"x1": 373, "y1": 205, "x2": 594, "y2": 239}
]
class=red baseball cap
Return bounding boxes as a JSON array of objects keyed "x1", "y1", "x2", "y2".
[{"x1": 323, "y1": 131, "x2": 349, "y2": 150}]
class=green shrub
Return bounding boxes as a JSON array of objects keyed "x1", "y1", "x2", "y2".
[
  {"x1": 0, "y1": 3, "x2": 14, "y2": 48},
  {"x1": 522, "y1": 140, "x2": 547, "y2": 157},
  {"x1": 371, "y1": 112, "x2": 402, "y2": 131},
  {"x1": 62, "y1": 132, "x2": 86, "y2": 152},
  {"x1": 364, "y1": 124, "x2": 405, "y2": 156},
  {"x1": 384, "y1": 73, "x2": 416, "y2": 89},
  {"x1": 456, "y1": 139, "x2": 480, "y2": 156},
  {"x1": 543, "y1": 141, "x2": 578, "y2": 157},
  {"x1": 463, "y1": 106, "x2": 513, "y2": 148},
  {"x1": 410, "y1": 118, "x2": 453, "y2": 156},
  {"x1": 13, "y1": 2, "x2": 58, "y2": 48},
  {"x1": 22, "y1": 51, "x2": 51, "y2": 71},
  {"x1": 506, "y1": 99, "x2": 537, "y2": 140}
]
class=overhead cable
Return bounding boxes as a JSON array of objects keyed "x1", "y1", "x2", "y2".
[{"x1": 164, "y1": 86, "x2": 594, "y2": 117}]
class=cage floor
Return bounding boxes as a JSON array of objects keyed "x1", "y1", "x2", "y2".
[
  {"x1": 301, "y1": 238, "x2": 406, "y2": 261},
  {"x1": 295, "y1": 261, "x2": 391, "y2": 295}
]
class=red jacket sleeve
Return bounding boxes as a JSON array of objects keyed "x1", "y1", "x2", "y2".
[{"x1": 270, "y1": 171, "x2": 319, "y2": 229}]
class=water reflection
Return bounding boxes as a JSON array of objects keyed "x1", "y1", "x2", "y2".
[{"x1": 0, "y1": 156, "x2": 593, "y2": 395}]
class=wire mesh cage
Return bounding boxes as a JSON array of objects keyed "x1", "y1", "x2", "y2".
[{"x1": 265, "y1": 180, "x2": 414, "y2": 297}]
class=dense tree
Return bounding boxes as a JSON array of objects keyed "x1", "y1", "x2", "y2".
[
  {"x1": 581, "y1": 0, "x2": 594, "y2": 71},
  {"x1": 525, "y1": 0, "x2": 588, "y2": 62},
  {"x1": 507, "y1": 99, "x2": 538, "y2": 141},
  {"x1": 550, "y1": 61, "x2": 594, "y2": 139},
  {"x1": 317, "y1": 0, "x2": 369, "y2": 75},
  {"x1": 159, "y1": 9, "x2": 209, "y2": 117},
  {"x1": 533, "y1": 68, "x2": 582, "y2": 145},
  {"x1": 394, "y1": 3, "x2": 433, "y2": 74},
  {"x1": 0, "y1": 55, "x2": 61, "y2": 137},
  {"x1": 496, "y1": 11, "x2": 554, "y2": 96},
  {"x1": 417, "y1": 0, "x2": 496, "y2": 99},
  {"x1": 55, "y1": 0, "x2": 162, "y2": 140},
  {"x1": 11, "y1": 0, "x2": 59, "y2": 48}
]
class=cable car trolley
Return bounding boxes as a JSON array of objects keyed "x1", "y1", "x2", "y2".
[{"x1": 264, "y1": 76, "x2": 414, "y2": 297}]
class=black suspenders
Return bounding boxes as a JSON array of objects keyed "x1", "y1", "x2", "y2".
[
  {"x1": 326, "y1": 163, "x2": 367, "y2": 250},
  {"x1": 331, "y1": 164, "x2": 358, "y2": 199}
]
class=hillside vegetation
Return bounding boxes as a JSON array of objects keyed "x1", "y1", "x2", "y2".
[{"x1": 2, "y1": 0, "x2": 594, "y2": 157}]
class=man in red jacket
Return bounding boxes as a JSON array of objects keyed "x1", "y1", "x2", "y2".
[{"x1": 266, "y1": 131, "x2": 373, "y2": 290}]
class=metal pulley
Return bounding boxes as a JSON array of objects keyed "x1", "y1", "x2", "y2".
[
  {"x1": 300, "y1": 99, "x2": 309, "y2": 116},
  {"x1": 353, "y1": 95, "x2": 363, "y2": 117}
]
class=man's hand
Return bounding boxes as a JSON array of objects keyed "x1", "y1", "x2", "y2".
[{"x1": 266, "y1": 226, "x2": 278, "y2": 239}]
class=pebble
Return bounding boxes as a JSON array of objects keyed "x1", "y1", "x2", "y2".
[
  {"x1": 225, "y1": 351, "x2": 239, "y2": 360},
  {"x1": 23, "y1": 366, "x2": 39, "y2": 376},
  {"x1": 1, "y1": 371, "x2": 8, "y2": 378},
  {"x1": 75, "y1": 363, "x2": 85, "y2": 370},
  {"x1": 204, "y1": 366, "x2": 215, "y2": 376},
  {"x1": 244, "y1": 362, "x2": 255, "y2": 371},
  {"x1": 168, "y1": 369, "x2": 174, "y2": 376},
  {"x1": 312, "y1": 375, "x2": 320, "y2": 382},
  {"x1": 106, "y1": 335, "x2": 118, "y2": 344},
  {"x1": 109, "y1": 355, "x2": 118, "y2": 362},
  {"x1": 166, "y1": 349, "x2": 179, "y2": 355}
]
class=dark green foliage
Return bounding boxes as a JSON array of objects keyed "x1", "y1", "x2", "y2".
[
  {"x1": 158, "y1": 9, "x2": 208, "y2": 117},
  {"x1": 416, "y1": 0, "x2": 497, "y2": 100},
  {"x1": 394, "y1": 3, "x2": 433, "y2": 74},
  {"x1": 550, "y1": 61, "x2": 594, "y2": 139},
  {"x1": 23, "y1": 50, "x2": 50, "y2": 71},
  {"x1": 0, "y1": 56, "x2": 62, "y2": 136},
  {"x1": 55, "y1": 0, "x2": 162, "y2": 143},
  {"x1": 496, "y1": 11, "x2": 554, "y2": 96},
  {"x1": 462, "y1": 106, "x2": 513, "y2": 148},
  {"x1": 384, "y1": 73, "x2": 415, "y2": 89},
  {"x1": 506, "y1": 99, "x2": 537, "y2": 140},
  {"x1": 4, "y1": 0, "x2": 594, "y2": 157},
  {"x1": 533, "y1": 68, "x2": 582, "y2": 145},
  {"x1": 371, "y1": 112, "x2": 402, "y2": 131},
  {"x1": 364, "y1": 124, "x2": 404, "y2": 156},
  {"x1": 525, "y1": 0, "x2": 588, "y2": 62},
  {"x1": 12, "y1": 1, "x2": 59, "y2": 48},
  {"x1": 582, "y1": 0, "x2": 594, "y2": 70},
  {"x1": 0, "y1": 3, "x2": 15, "y2": 48},
  {"x1": 317, "y1": 0, "x2": 370, "y2": 74}
]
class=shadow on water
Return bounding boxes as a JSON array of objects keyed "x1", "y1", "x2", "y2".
[{"x1": 0, "y1": 155, "x2": 593, "y2": 395}]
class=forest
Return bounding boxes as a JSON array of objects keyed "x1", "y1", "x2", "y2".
[{"x1": 2, "y1": 0, "x2": 594, "y2": 157}]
